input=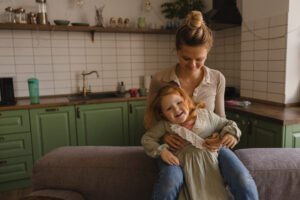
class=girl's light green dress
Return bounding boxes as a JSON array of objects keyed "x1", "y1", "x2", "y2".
[{"x1": 141, "y1": 108, "x2": 241, "y2": 200}]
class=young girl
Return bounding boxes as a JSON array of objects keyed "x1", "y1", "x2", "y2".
[{"x1": 142, "y1": 84, "x2": 241, "y2": 200}]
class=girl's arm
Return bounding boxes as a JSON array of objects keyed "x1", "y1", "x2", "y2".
[{"x1": 141, "y1": 121, "x2": 169, "y2": 158}]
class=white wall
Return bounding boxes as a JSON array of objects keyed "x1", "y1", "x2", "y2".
[
  {"x1": 241, "y1": 0, "x2": 289, "y2": 22},
  {"x1": 285, "y1": 0, "x2": 300, "y2": 104},
  {"x1": 239, "y1": 0, "x2": 289, "y2": 104}
]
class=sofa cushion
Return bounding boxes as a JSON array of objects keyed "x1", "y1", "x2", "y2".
[
  {"x1": 235, "y1": 148, "x2": 300, "y2": 200},
  {"x1": 32, "y1": 146, "x2": 158, "y2": 200}
]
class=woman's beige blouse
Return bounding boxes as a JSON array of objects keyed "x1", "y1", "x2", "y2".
[{"x1": 147, "y1": 65, "x2": 226, "y2": 118}]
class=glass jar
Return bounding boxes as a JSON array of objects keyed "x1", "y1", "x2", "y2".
[
  {"x1": 14, "y1": 8, "x2": 26, "y2": 24},
  {"x1": 27, "y1": 12, "x2": 37, "y2": 24},
  {"x1": 36, "y1": 0, "x2": 48, "y2": 25},
  {"x1": 5, "y1": 7, "x2": 15, "y2": 23}
]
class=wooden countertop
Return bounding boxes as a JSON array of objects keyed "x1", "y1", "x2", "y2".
[
  {"x1": 1, "y1": 95, "x2": 300, "y2": 125},
  {"x1": 226, "y1": 102, "x2": 300, "y2": 125},
  {"x1": 0, "y1": 95, "x2": 147, "y2": 111}
]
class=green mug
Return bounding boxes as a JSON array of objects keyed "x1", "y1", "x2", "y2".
[{"x1": 139, "y1": 88, "x2": 147, "y2": 96}]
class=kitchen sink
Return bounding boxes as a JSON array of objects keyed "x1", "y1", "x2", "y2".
[{"x1": 67, "y1": 92, "x2": 120, "y2": 101}]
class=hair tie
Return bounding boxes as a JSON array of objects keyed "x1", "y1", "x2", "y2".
[{"x1": 192, "y1": 27, "x2": 200, "y2": 40}]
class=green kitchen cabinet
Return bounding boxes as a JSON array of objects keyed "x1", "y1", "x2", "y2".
[
  {"x1": 0, "y1": 109, "x2": 30, "y2": 135},
  {"x1": 30, "y1": 106, "x2": 77, "y2": 161},
  {"x1": 226, "y1": 112, "x2": 249, "y2": 149},
  {"x1": 128, "y1": 100, "x2": 146, "y2": 146},
  {"x1": 285, "y1": 124, "x2": 300, "y2": 148},
  {"x1": 249, "y1": 118, "x2": 283, "y2": 148},
  {"x1": 226, "y1": 110, "x2": 284, "y2": 149},
  {"x1": 0, "y1": 109, "x2": 32, "y2": 192},
  {"x1": 76, "y1": 102, "x2": 129, "y2": 146}
]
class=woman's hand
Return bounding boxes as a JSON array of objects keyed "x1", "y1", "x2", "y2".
[
  {"x1": 161, "y1": 150, "x2": 180, "y2": 166},
  {"x1": 162, "y1": 133, "x2": 185, "y2": 151},
  {"x1": 203, "y1": 133, "x2": 222, "y2": 152},
  {"x1": 221, "y1": 133, "x2": 237, "y2": 149}
]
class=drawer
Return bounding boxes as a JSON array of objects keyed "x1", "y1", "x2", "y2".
[
  {"x1": 0, "y1": 133, "x2": 32, "y2": 159},
  {"x1": 0, "y1": 155, "x2": 33, "y2": 183},
  {"x1": 0, "y1": 109, "x2": 30, "y2": 135}
]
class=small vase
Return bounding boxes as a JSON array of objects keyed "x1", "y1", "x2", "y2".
[{"x1": 138, "y1": 17, "x2": 146, "y2": 28}]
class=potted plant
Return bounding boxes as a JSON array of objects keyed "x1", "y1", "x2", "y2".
[{"x1": 161, "y1": 0, "x2": 205, "y2": 29}]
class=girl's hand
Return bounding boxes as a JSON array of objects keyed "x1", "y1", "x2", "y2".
[
  {"x1": 162, "y1": 133, "x2": 185, "y2": 151},
  {"x1": 203, "y1": 133, "x2": 221, "y2": 152},
  {"x1": 221, "y1": 134, "x2": 237, "y2": 149},
  {"x1": 161, "y1": 150, "x2": 180, "y2": 166}
]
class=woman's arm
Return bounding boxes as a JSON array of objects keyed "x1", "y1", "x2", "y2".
[
  {"x1": 214, "y1": 72, "x2": 226, "y2": 118},
  {"x1": 207, "y1": 110, "x2": 241, "y2": 149}
]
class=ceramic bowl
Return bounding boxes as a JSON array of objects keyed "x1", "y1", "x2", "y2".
[{"x1": 54, "y1": 20, "x2": 70, "y2": 26}]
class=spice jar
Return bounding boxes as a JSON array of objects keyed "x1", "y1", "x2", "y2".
[
  {"x1": 5, "y1": 7, "x2": 15, "y2": 23},
  {"x1": 36, "y1": 0, "x2": 48, "y2": 25},
  {"x1": 14, "y1": 8, "x2": 26, "y2": 24},
  {"x1": 27, "y1": 12, "x2": 37, "y2": 24},
  {"x1": 110, "y1": 17, "x2": 116, "y2": 27},
  {"x1": 117, "y1": 17, "x2": 123, "y2": 27},
  {"x1": 124, "y1": 18, "x2": 129, "y2": 28}
]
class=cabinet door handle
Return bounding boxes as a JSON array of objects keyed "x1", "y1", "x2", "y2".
[
  {"x1": 129, "y1": 104, "x2": 133, "y2": 114},
  {"x1": 0, "y1": 160, "x2": 7, "y2": 165},
  {"x1": 76, "y1": 107, "x2": 80, "y2": 118},
  {"x1": 0, "y1": 137, "x2": 5, "y2": 141},
  {"x1": 45, "y1": 108, "x2": 59, "y2": 112}
]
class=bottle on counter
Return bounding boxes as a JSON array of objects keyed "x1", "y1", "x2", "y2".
[
  {"x1": 118, "y1": 81, "x2": 126, "y2": 96},
  {"x1": 36, "y1": 0, "x2": 48, "y2": 25},
  {"x1": 27, "y1": 78, "x2": 40, "y2": 104}
]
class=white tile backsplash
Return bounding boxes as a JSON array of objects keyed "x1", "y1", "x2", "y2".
[
  {"x1": 239, "y1": 14, "x2": 288, "y2": 103},
  {"x1": 0, "y1": 15, "x2": 290, "y2": 104}
]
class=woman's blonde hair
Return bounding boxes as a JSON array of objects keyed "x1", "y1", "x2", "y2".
[
  {"x1": 176, "y1": 10, "x2": 213, "y2": 50},
  {"x1": 144, "y1": 84, "x2": 205, "y2": 129}
]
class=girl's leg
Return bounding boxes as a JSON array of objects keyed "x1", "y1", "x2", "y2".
[
  {"x1": 153, "y1": 158, "x2": 184, "y2": 200},
  {"x1": 218, "y1": 147, "x2": 259, "y2": 200}
]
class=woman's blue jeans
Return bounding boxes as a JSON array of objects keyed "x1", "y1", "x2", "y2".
[{"x1": 152, "y1": 147, "x2": 259, "y2": 200}]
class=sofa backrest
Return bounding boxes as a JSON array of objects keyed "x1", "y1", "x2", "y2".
[{"x1": 32, "y1": 146, "x2": 158, "y2": 200}]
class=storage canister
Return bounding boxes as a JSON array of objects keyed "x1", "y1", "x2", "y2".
[{"x1": 27, "y1": 78, "x2": 40, "y2": 104}]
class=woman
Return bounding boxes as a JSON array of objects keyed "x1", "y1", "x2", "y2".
[{"x1": 145, "y1": 11, "x2": 258, "y2": 200}]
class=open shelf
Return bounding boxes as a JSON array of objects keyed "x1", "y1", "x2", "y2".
[
  {"x1": 0, "y1": 23, "x2": 176, "y2": 33},
  {"x1": 0, "y1": 23, "x2": 176, "y2": 41}
]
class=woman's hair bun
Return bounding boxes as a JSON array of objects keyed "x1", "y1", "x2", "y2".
[{"x1": 185, "y1": 10, "x2": 204, "y2": 29}]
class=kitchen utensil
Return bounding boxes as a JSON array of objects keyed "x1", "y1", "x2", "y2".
[{"x1": 54, "y1": 20, "x2": 70, "y2": 25}]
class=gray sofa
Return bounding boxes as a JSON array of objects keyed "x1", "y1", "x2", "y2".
[{"x1": 24, "y1": 146, "x2": 300, "y2": 200}]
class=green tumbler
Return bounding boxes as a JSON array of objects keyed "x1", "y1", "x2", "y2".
[{"x1": 28, "y1": 78, "x2": 40, "y2": 104}]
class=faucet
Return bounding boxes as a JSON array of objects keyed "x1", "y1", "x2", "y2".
[{"x1": 81, "y1": 70, "x2": 99, "y2": 97}]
